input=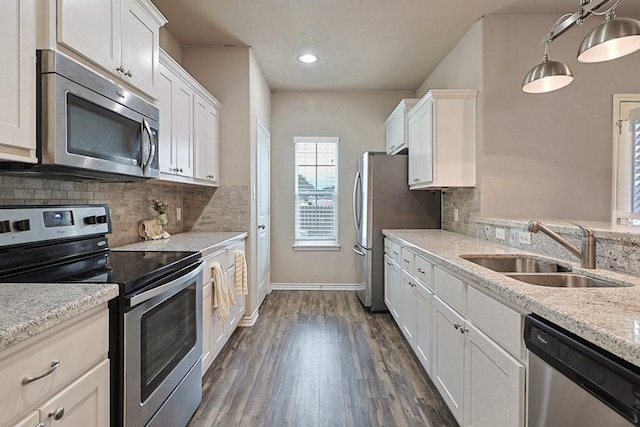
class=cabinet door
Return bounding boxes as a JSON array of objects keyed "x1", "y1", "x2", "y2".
[
  {"x1": 224, "y1": 268, "x2": 240, "y2": 334},
  {"x1": 194, "y1": 94, "x2": 219, "y2": 184},
  {"x1": 390, "y1": 260, "x2": 402, "y2": 324},
  {"x1": 121, "y1": 0, "x2": 159, "y2": 97},
  {"x1": 202, "y1": 282, "x2": 213, "y2": 375},
  {"x1": 57, "y1": 0, "x2": 121, "y2": 74},
  {"x1": 157, "y1": 63, "x2": 176, "y2": 174},
  {"x1": 38, "y1": 359, "x2": 110, "y2": 427},
  {"x1": 464, "y1": 324, "x2": 525, "y2": 427},
  {"x1": 407, "y1": 112, "x2": 421, "y2": 186},
  {"x1": 384, "y1": 255, "x2": 393, "y2": 311},
  {"x1": 173, "y1": 76, "x2": 194, "y2": 177},
  {"x1": 415, "y1": 282, "x2": 433, "y2": 375},
  {"x1": 433, "y1": 297, "x2": 465, "y2": 425},
  {"x1": 0, "y1": 0, "x2": 36, "y2": 163},
  {"x1": 401, "y1": 271, "x2": 416, "y2": 347},
  {"x1": 385, "y1": 119, "x2": 394, "y2": 154},
  {"x1": 11, "y1": 411, "x2": 39, "y2": 427},
  {"x1": 418, "y1": 99, "x2": 433, "y2": 184}
]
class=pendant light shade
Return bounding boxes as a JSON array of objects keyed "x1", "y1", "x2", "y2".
[
  {"x1": 522, "y1": 56, "x2": 574, "y2": 94},
  {"x1": 577, "y1": 14, "x2": 640, "y2": 63}
]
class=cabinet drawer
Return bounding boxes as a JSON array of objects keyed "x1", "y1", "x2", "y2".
[
  {"x1": 226, "y1": 240, "x2": 246, "y2": 272},
  {"x1": 0, "y1": 308, "x2": 108, "y2": 424},
  {"x1": 467, "y1": 286, "x2": 524, "y2": 359},
  {"x1": 390, "y1": 242, "x2": 401, "y2": 263},
  {"x1": 202, "y1": 250, "x2": 226, "y2": 285},
  {"x1": 434, "y1": 267, "x2": 466, "y2": 314},
  {"x1": 414, "y1": 255, "x2": 433, "y2": 290},
  {"x1": 400, "y1": 247, "x2": 415, "y2": 274}
]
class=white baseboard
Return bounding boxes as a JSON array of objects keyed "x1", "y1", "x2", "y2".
[
  {"x1": 238, "y1": 308, "x2": 259, "y2": 327},
  {"x1": 270, "y1": 283, "x2": 362, "y2": 291}
]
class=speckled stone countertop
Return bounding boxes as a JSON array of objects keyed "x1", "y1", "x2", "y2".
[
  {"x1": 0, "y1": 283, "x2": 119, "y2": 353},
  {"x1": 115, "y1": 232, "x2": 248, "y2": 257},
  {"x1": 383, "y1": 229, "x2": 640, "y2": 366}
]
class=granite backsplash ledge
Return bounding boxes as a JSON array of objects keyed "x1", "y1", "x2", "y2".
[{"x1": 476, "y1": 217, "x2": 640, "y2": 277}]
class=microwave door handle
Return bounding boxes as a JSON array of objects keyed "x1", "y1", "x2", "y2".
[{"x1": 142, "y1": 119, "x2": 156, "y2": 175}]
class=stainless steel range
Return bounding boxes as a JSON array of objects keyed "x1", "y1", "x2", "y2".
[{"x1": 0, "y1": 205, "x2": 204, "y2": 427}]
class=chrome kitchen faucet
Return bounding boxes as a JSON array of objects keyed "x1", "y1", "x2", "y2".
[{"x1": 527, "y1": 220, "x2": 596, "y2": 269}]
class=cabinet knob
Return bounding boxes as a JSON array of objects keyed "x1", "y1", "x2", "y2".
[
  {"x1": 403, "y1": 259, "x2": 410, "y2": 264},
  {"x1": 258, "y1": 224, "x2": 266, "y2": 230},
  {"x1": 116, "y1": 65, "x2": 125, "y2": 73},
  {"x1": 417, "y1": 268, "x2": 425, "y2": 273},
  {"x1": 454, "y1": 322, "x2": 462, "y2": 330},
  {"x1": 124, "y1": 70, "x2": 133, "y2": 78},
  {"x1": 49, "y1": 406, "x2": 65, "y2": 420},
  {"x1": 413, "y1": 178, "x2": 420, "y2": 183}
]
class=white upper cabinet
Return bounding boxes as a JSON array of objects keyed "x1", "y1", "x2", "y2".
[
  {"x1": 194, "y1": 92, "x2": 220, "y2": 185},
  {"x1": 407, "y1": 89, "x2": 477, "y2": 189},
  {"x1": 0, "y1": 0, "x2": 36, "y2": 163},
  {"x1": 385, "y1": 99, "x2": 418, "y2": 154},
  {"x1": 51, "y1": 0, "x2": 166, "y2": 98},
  {"x1": 158, "y1": 49, "x2": 221, "y2": 186}
]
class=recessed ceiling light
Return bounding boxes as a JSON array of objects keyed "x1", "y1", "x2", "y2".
[{"x1": 297, "y1": 53, "x2": 318, "y2": 64}]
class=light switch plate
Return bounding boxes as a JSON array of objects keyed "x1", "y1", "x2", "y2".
[
  {"x1": 519, "y1": 232, "x2": 532, "y2": 245},
  {"x1": 176, "y1": 207, "x2": 182, "y2": 221},
  {"x1": 495, "y1": 228, "x2": 506, "y2": 240},
  {"x1": 454, "y1": 208, "x2": 459, "y2": 222}
]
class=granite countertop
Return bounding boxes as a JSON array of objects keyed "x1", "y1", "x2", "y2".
[
  {"x1": 383, "y1": 229, "x2": 640, "y2": 366},
  {"x1": 115, "y1": 231, "x2": 248, "y2": 257},
  {"x1": 0, "y1": 283, "x2": 119, "y2": 353}
]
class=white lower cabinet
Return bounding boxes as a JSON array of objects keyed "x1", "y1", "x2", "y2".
[
  {"x1": 383, "y1": 237, "x2": 526, "y2": 427},
  {"x1": 12, "y1": 412, "x2": 39, "y2": 427},
  {"x1": 415, "y1": 280, "x2": 434, "y2": 375},
  {"x1": 433, "y1": 296, "x2": 466, "y2": 425},
  {"x1": 401, "y1": 270, "x2": 417, "y2": 347},
  {"x1": 201, "y1": 238, "x2": 247, "y2": 376},
  {"x1": 464, "y1": 323, "x2": 525, "y2": 427}
]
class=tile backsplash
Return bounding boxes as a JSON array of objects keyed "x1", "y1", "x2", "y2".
[
  {"x1": 0, "y1": 175, "x2": 247, "y2": 247},
  {"x1": 441, "y1": 187, "x2": 480, "y2": 236}
]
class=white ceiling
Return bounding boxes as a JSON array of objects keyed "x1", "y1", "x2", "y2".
[{"x1": 151, "y1": 0, "x2": 640, "y2": 91}]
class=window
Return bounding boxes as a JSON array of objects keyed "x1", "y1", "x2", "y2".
[{"x1": 294, "y1": 137, "x2": 339, "y2": 249}]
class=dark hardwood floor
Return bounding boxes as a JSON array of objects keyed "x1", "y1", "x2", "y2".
[{"x1": 188, "y1": 291, "x2": 458, "y2": 427}]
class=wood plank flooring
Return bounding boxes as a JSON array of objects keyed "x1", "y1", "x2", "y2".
[{"x1": 188, "y1": 291, "x2": 457, "y2": 427}]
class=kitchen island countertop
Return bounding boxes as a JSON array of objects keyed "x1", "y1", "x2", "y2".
[
  {"x1": 0, "y1": 283, "x2": 119, "y2": 353},
  {"x1": 384, "y1": 229, "x2": 640, "y2": 366}
]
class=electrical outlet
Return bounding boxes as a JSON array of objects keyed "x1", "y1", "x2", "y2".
[
  {"x1": 176, "y1": 207, "x2": 182, "y2": 221},
  {"x1": 519, "y1": 232, "x2": 532, "y2": 245},
  {"x1": 495, "y1": 228, "x2": 506, "y2": 240},
  {"x1": 454, "y1": 208, "x2": 459, "y2": 222}
]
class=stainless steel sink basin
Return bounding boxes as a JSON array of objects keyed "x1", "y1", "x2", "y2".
[
  {"x1": 460, "y1": 255, "x2": 571, "y2": 273},
  {"x1": 506, "y1": 273, "x2": 622, "y2": 288}
]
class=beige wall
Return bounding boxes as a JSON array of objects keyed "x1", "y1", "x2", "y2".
[
  {"x1": 270, "y1": 91, "x2": 411, "y2": 285},
  {"x1": 419, "y1": 15, "x2": 640, "y2": 222},
  {"x1": 181, "y1": 46, "x2": 272, "y2": 316},
  {"x1": 159, "y1": 27, "x2": 183, "y2": 64}
]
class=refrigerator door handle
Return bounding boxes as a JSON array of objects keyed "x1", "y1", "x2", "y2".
[
  {"x1": 352, "y1": 244, "x2": 366, "y2": 256},
  {"x1": 352, "y1": 170, "x2": 362, "y2": 232}
]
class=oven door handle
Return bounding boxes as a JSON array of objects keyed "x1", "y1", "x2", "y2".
[{"x1": 128, "y1": 262, "x2": 204, "y2": 308}]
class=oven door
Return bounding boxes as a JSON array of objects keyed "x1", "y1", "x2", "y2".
[
  {"x1": 123, "y1": 262, "x2": 203, "y2": 426},
  {"x1": 40, "y1": 63, "x2": 159, "y2": 180}
]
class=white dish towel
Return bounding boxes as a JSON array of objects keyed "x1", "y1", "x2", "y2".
[
  {"x1": 212, "y1": 262, "x2": 235, "y2": 320},
  {"x1": 234, "y1": 250, "x2": 248, "y2": 298}
]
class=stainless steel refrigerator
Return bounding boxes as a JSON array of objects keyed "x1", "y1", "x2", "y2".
[{"x1": 352, "y1": 152, "x2": 441, "y2": 311}]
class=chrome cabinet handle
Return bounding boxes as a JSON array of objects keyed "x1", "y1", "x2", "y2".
[
  {"x1": 413, "y1": 178, "x2": 420, "y2": 183},
  {"x1": 22, "y1": 360, "x2": 60, "y2": 385},
  {"x1": 454, "y1": 322, "x2": 462, "y2": 330},
  {"x1": 49, "y1": 407, "x2": 65, "y2": 420},
  {"x1": 116, "y1": 65, "x2": 125, "y2": 73},
  {"x1": 417, "y1": 267, "x2": 425, "y2": 273},
  {"x1": 258, "y1": 224, "x2": 266, "y2": 230},
  {"x1": 393, "y1": 251, "x2": 399, "y2": 255},
  {"x1": 459, "y1": 326, "x2": 469, "y2": 334},
  {"x1": 124, "y1": 70, "x2": 133, "y2": 77},
  {"x1": 37, "y1": 423, "x2": 45, "y2": 427},
  {"x1": 408, "y1": 281, "x2": 416, "y2": 288},
  {"x1": 386, "y1": 261, "x2": 392, "y2": 266},
  {"x1": 403, "y1": 258, "x2": 410, "y2": 263}
]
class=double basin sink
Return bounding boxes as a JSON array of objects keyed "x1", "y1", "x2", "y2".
[{"x1": 459, "y1": 255, "x2": 622, "y2": 288}]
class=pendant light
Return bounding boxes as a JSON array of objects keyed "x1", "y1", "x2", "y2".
[
  {"x1": 522, "y1": 0, "x2": 640, "y2": 94},
  {"x1": 577, "y1": 11, "x2": 640, "y2": 63},
  {"x1": 522, "y1": 47, "x2": 574, "y2": 93}
]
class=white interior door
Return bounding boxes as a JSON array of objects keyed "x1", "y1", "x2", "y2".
[
  {"x1": 257, "y1": 120, "x2": 271, "y2": 307},
  {"x1": 613, "y1": 96, "x2": 640, "y2": 224}
]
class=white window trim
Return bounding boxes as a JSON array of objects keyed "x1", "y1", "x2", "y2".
[{"x1": 293, "y1": 136, "x2": 340, "y2": 248}]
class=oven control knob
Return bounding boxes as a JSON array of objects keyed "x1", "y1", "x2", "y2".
[
  {"x1": 14, "y1": 219, "x2": 30, "y2": 231},
  {"x1": 84, "y1": 215, "x2": 98, "y2": 225},
  {"x1": 96, "y1": 215, "x2": 108, "y2": 224},
  {"x1": 0, "y1": 220, "x2": 10, "y2": 233}
]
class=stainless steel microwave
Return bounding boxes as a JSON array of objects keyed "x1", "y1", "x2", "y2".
[{"x1": 1, "y1": 50, "x2": 159, "y2": 181}]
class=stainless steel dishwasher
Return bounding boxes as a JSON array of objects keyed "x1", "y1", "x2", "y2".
[{"x1": 525, "y1": 315, "x2": 640, "y2": 427}]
